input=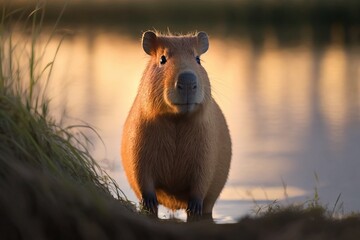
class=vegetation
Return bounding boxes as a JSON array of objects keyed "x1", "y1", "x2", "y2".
[
  {"x1": 0, "y1": 4, "x2": 138, "y2": 238},
  {"x1": 0, "y1": 0, "x2": 128, "y2": 199},
  {"x1": 252, "y1": 173, "x2": 344, "y2": 219}
]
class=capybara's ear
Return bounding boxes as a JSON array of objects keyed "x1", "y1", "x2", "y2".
[
  {"x1": 142, "y1": 31, "x2": 157, "y2": 55},
  {"x1": 197, "y1": 32, "x2": 209, "y2": 54}
]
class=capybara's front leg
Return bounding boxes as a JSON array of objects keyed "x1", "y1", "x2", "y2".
[
  {"x1": 138, "y1": 164, "x2": 158, "y2": 215},
  {"x1": 141, "y1": 191, "x2": 158, "y2": 215},
  {"x1": 186, "y1": 162, "x2": 213, "y2": 221},
  {"x1": 187, "y1": 196, "x2": 203, "y2": 216}
]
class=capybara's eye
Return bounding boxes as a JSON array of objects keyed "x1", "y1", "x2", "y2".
[
  {"x1": 196, "y1": 56, "x2": 201, "y2": 65},
  {"x1": 160, "y1": 55, "x2": 167, "y2": 65}
]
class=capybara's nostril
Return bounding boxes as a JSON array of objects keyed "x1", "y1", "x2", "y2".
[
  {"x1": 176, "y1": 82, "x2": 184, "y2": 90},
  {"x1": 176, "y1": 72, "x2": 198, "y2": 92}
]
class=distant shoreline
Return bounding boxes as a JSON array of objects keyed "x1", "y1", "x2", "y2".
[
  {"x1": 3, "y1": 1, "x2": 359, "y2": 47},
  {"x1": 3, "y1": 1, "x2": 360, "y2": 27}
]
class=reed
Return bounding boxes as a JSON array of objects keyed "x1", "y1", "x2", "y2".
[{"x1": 0, "y1": 1, "x2": 129, "y2": 206}]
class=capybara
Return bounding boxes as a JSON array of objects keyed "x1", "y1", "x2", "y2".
[{"x1": 121, "y1": 31, "x2": 231, "y2": 219}]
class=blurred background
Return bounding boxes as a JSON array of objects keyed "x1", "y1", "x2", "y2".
[{"x1": 2, "y1": 0, "x2": 360, "y2": 222}]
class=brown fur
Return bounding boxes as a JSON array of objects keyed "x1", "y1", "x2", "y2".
[{"x1": 121, "y1": 31, "x2": 231, "y2": 216}]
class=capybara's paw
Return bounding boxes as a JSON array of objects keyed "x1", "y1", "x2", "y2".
[
  {"x1": 186, "y1": 197, "x2": 203, "y2": 216},
  {"x1": 141, "y1": 192, "x2": 158, "y2": 215}
]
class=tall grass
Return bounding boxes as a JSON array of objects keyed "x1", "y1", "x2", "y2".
[
  {"x1": 251, "y1": 173, "x2": 346, "y2": 219},
  {"x1": 0, "y1": 2, "x2": 129, "y2": 204},
  {"x1": 0, "y1": 3, "x2": 144, "y2": 238}
]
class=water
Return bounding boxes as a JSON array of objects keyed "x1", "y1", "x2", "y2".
[{"x1": 26, "y1": 27, "x2": 360, "y2": 222}]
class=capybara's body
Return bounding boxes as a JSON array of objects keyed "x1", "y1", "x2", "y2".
[{"x1": 121, "y1": 31, "x2": 231, "y2": 217}]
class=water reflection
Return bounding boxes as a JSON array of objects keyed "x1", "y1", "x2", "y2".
[{"x1": 14, "y1": 28, "x2": 360, "y2": 222}]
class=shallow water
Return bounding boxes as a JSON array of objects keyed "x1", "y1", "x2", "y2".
[{"x1": 16, "y1": 27, "x2": 360, "y2": 222}]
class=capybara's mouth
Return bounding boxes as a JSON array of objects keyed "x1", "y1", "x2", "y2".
[
  {"x1": 174, "y1": 103, "x2": 198, "y2": 113},
  {"x1": 174, "y1": 103, "x2": 197, "y2": 106}
]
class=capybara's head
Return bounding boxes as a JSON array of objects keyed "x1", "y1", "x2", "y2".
[{"x1": 141, "y1": 31, "x2": 211, "y2": 116}]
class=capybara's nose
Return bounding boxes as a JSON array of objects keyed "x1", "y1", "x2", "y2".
[{"x1": 176, "y1": 72, "x2": 198, "y2": 93}]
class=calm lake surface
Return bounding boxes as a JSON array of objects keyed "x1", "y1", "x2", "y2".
[{"x1": 20, "y1": 27, "x2": 360, "y2": 222}]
